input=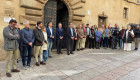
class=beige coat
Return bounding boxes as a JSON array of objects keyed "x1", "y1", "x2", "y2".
[
  {"x1": 83, "y1": 28, "x2": 87, "y2": 36},
  {"x1": 42, "y1": 31, "x2": 48, "y2": 50},
  {"x1": 77, "y1": 28, "x2": 84, "y2": 39}
]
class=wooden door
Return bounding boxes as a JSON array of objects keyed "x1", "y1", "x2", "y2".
[
  {"x1": 44, "y1": 0, "x2": 57, "y2": 28},
  {"x1": 57, "y1": 2, "x2": 69, "y2": 48},
  {"x1": 44, "y1": 0, "x2": 69, "y2": 49},
  {"x1": 98, "y1": 17, "x2": 107, "y2": 27},
  {"x1": 44, "y1": 0, "x2": 57, "y2": 49}
]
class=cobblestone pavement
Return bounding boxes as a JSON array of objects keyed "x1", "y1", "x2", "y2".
[{"x1": 0, "y1": 43, "x2": 140, "y2": 80}]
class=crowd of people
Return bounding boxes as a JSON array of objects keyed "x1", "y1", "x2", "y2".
[
  {"x1": 73, "y1": 24, "x2": 140, "y2": 51},
  {"x1": 3, "y1": 19, "x2": 140, "y2": 77}
]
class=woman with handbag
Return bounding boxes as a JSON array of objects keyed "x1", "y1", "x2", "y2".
[
  {"x1": 95, "y1": 28, "x2": 102, "y2": 49},
  {"x1": 123, "y1": 25, "x2": 135, "y2": 51}
]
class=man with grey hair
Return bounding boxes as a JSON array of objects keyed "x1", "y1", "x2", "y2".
[
  {"x1": 81, "y1": 23, "x2": 87, "y2": 50},
  {"x1": 134, "y1": 25, "x2": 140, "y2": 50},
  {"x1": 56, "y1": 23, "x2": 64, "y2": 54},
  {"x1": 20, "y1": 21, "x2": 35, "y2": 70}
]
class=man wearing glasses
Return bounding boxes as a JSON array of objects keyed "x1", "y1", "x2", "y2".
[{"x1": 3, "y1": 19, "x2": 20, "y2": 77}]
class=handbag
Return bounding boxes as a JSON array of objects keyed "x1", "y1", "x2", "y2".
[{"x1": 98, "y1": 38, "x2": 101, "y2": 43}]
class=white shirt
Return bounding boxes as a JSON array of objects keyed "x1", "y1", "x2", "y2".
[
  {"x1": 126, "y1": 29, "x2": 134, "y2": 40},
  {"x1": 70, "y1": 28, "x2": 73, "y2": 36},
  {"x1": 49, "y1": 27, "x2": 52, "y2": 35},
  {"x1": 87, "y1": 28, "x2": 90, "y2": 35},
  {"x1": 126, "y1": 30, "x2": 129, "y2": 40}
]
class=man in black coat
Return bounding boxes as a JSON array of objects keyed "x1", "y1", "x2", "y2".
[
  {"x1": 134, "y1": 26, "x2": 140, "y2": 50},
  {"x1": 33, "y1": 21, "x2": 47, "y2": 66},
  {"x1": 112, "y1": 24, "x2": 120, "y2": 49},
  {"x1": 66, "y1": 22, "x2": 75, "y2": 55},
  {"x1": 56, "y1": 23, "x2": 64, "y2": 54}
]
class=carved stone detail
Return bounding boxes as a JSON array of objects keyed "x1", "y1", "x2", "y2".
[
  {"x1": 25, "y1": 9, "x2": 42, "y2": 16},
  {"x1": 20, "y1": 0, "x2": 86, "y2": 25}
]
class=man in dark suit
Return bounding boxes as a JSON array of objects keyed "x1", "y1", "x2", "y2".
[
  {"x1": 56, "y1": 23, "x2": 64, "y2": 54},
  {"x1": 85, "y1": 24, "x2": 91, "y2": 48},
  {"x1": 66, "y1": 22, "x2": 75, "y2": 55},
  {"x1": 46, "y1": 21, "x2": 54, "y2": 58}
]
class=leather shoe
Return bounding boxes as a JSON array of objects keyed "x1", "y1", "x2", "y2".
[
  {"x1": 36, "y1": 62, "x2": 40, "y2": 66},
  {"x1": 6, "y1": 73, "x2": 12, "y2": 77},
  {"x1": 11, "y1": 69, "x2": 20, "y2": 72},
  {"x1": 48, "y1": 56, "x2": 52, "y2": 58},
  {"x1": 40, "y1": 62, "x2": 46, "y2": 65},
  {"x1": 70, "y1": 52, "x2": 74, "y2": 54}
]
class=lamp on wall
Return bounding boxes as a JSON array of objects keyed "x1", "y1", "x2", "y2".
[
  {"x1": 87, "y1": 10, "x2": 91, "y2": 25},
  {"x1": 102, "y1": 11, "x2": 104, "y2": 17}
]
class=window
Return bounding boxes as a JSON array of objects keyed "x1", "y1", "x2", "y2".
[
  {"x1": 138, "y1": 0, "x2": 140, "y2": 3},
  {"x1": 123, "y1": 7, "x2": 128, "y2": 19}
]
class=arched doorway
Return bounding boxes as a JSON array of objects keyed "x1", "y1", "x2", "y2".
[{"x1": 44, "y1": 0, "x2": 69, "y2": 49}]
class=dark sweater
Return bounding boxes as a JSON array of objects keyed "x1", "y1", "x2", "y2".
[
  {"x1": 20, "y1": 28, "x2": 35, "y2": 46},
  {"x1": 112, "y1": 27, "x2": 120, "y2": 37},
  {"x1": 33, "y1": 27, "x2": 46, "y2": 46},
  {"x1": 134, "y1": 29, "x2": 140, "y2": 38}
]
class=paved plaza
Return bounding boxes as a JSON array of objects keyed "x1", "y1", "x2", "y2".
[{"x1": 0, "y1": 43, "x2": 140, "y2": 80}]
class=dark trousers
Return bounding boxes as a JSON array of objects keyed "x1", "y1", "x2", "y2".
[
  {"x1": 85, "y1": 35, "x2": 90, "y2": 48},
  {"x1": 100, "y1": 38, "x2": 104, "y2": 47},
  {"x1": 73, "y1": 40, "x2": 77, "y2": 51},
  {"x1": 109, "y1": 37, "x2": 112, "y2": 48},
  {"x1": 22, "y1": 45, "x2": 32, "y2": 66},
  {"x1": 112, "y1": 37, "x2": 118, "y2": 49},
  {"x1": 67, "y1": 39, "x2": 74, "y2": 54},
  {"x1": 17, "y1": 43, "x2": 23, "y2": 63},
  {"x1": 57, "y1": 39, "x2": 62, "y2": 53},
  {"x1": 89, "y1": 38, "x2": 95, "y2": 48},
  {"x1": 96, "y1": 41, "x2": 100, "y2": 49},
  {"x1": 95, "y1": 37, "x2": 97, "y2": 48},
  {"x1": 104, "y1": 37, "x2": 109, "y2": 47},
  {"x1": 19, "y1": 43, "x2": 23, "y2": 58}
]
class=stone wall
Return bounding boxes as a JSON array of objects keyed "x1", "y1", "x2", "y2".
[
  {"x1": 82, "y1": 0, "x2": 140, "y2": 27},
  {"x1": 0, "y1": 0, "x2": 25, "y2": 60}
]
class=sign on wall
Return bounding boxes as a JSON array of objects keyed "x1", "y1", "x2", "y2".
[{"x1": 4, "y1": 17, "x2": 15, "y2": 23}]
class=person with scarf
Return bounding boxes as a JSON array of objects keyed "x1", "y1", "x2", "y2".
[
  {"x1": 95, "y1": 28, "x2": 102, "y2": 49},
  {"x1": 123, "y1": 25, "x2": 134, "y2": 51}
]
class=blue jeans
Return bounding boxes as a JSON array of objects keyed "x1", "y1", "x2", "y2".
[
  {"x1": 22, "y1": 45, "x2": 32, "y2": 66},
  {"x1": 104, "y1": 37, "x2": 109, "y2": 47},
  {"x1": 43, "y1": 50, "x2": 48, "y2": 62},
  {"x1": 120, "y1": 39, "x2": 124, "y2": 48},
  {"x1": 47, "y1": 41, "x2": 53, "y2": 57}
]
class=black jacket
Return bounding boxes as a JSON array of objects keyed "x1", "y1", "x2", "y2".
[
  {"x1": 123, "y1": 29, "x2": 134, "y2": 43},
  {"x1": 66, "y1": 27, "x2": 75, "y2": 40},
  {"x1": 90, "y1": 29, "x2": 95, "y2": 38},
  {"x1": 119, "y1": 29, "x2": 125, "y2": 39},
  {"x1": 134, "y1": 29, "x2": 140, "y2": 38},
  {"x1": 112, "y1": 27, "x2": 119, "y2": 37},
  {"x1": 33, "y1": 27, "x2": 46, "y2": 46}
]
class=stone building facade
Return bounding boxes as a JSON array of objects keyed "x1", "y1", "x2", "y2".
[{"x1": 0, "y1": 0, "x2": 140, "y2": 60}]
